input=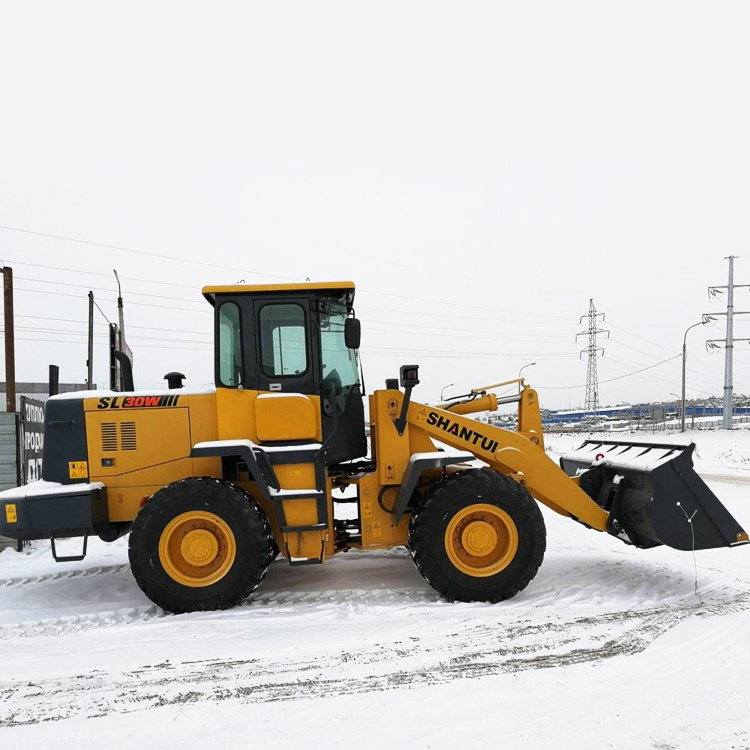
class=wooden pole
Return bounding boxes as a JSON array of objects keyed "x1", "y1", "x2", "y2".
[
  {"x1": 87, "y1": 291, "x2": 94, "y2": 388},
  {"x1": 3, "y1": 266, "x2": 16, "y2": 413}
]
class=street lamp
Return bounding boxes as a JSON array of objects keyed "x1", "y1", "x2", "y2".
[
  {"x1": 440, "y1": 383, "x2": 454, "y2": 401},
  {"x1": 518, "y1": 362, "x2": 536, "y2": 392},
  {"x1": 518, "y1": 362, "x2": 536, "y2": 382},
  {"x1": 681, "y1": 319, "x2": 712, "y2": 432}
]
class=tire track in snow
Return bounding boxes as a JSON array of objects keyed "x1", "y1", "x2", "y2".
[
  {"x1": 0, "y1": 564, "x2": 129, "y2": 589},
  {"x1": 0, "y1": 604, "x2": 168, "y2": 640},
  {"x1": 2, "y1": 588, "x2": 749, "y2": 727},
  {"x1": 0, "y1": 587, "x2": 440, "y2": 639}
]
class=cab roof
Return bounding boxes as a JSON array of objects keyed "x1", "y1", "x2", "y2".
[{"x1": 202, "y1": 281, "x2": 355, "y2": 305}]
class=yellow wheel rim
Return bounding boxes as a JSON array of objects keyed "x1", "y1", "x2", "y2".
[
  {"x1": 445, "y1": 503, "x2": 519, "y2": 578},
  {"x1": 158, "y1": 511, "x2": 236, "y2": 588}
]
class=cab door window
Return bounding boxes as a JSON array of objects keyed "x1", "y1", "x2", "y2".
[
  {"x1": 218, "y1": 302, "x2": 243, "y2": 387},
  {"x1": 259, "y1": 303, "x2": 308, "y2": 377}
]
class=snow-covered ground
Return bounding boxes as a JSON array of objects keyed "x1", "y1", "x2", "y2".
[{"x1": 1, "y1": 429, "x2": 749, "y2": 748}]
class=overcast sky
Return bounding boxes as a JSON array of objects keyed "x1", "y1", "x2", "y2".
[{"x1": 1, "y1": 1, "x2": 749, "y2": 411}]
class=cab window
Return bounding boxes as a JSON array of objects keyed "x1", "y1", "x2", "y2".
[
  {"x1": 218, "y1": 302, "x2": 243, "y2": 387},
  {"x1": 259, "y1": 303, "x2": 308, "y2": 377},
  {"x1": 319, "y1": 299, "x2": 359, "y2": 391}
]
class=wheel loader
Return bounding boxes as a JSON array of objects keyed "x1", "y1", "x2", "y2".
[{"x1": 0, "y1": 281, "x2": 747, "y2": 613}]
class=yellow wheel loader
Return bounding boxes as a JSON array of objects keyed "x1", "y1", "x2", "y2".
[{"x1": 0, "y1": 281, "x2": 747, "y2": 613}]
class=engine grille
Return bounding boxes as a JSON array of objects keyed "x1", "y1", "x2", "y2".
[
  {"x1": 101, "y1": 423, "x2": 118, "y2": 452},
  {"x1": 100, "y1": 422, "x2": 137, "y2": 452},
  {"x1": 121, "y1": 422, "x2": 137, "y2": 451}
]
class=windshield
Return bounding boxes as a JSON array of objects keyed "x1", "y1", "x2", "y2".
[{"x1": 319, "y1": 298, "x2": 359, "y2": 393}]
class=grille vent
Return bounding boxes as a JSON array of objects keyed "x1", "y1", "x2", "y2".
[
  {"x1": 121, "y1": 422, "x2": 137, "y2": 451},
  {"x1": 100, "y1": 422, "x2": 137, "y2": 452},
  {"x1": 101, "y1": 423, "x2": 118, "y2": 452}
]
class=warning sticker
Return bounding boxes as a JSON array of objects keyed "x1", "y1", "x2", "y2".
[
  {"x1": 372, "y1": 521, "x2": 382, "y2": 538},
  {"x1": 69, "y1": 461, "x2": 88, "y2": 479},
  {"x1": 5, "y1": 504, "x2": 17, "y2": 524}
]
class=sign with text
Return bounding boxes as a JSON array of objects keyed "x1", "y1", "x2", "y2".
[{"x1": 19, "y1": 397, "x2": 45, "y2": 484}]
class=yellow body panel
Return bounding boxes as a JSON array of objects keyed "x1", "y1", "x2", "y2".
[
  {"x1": 370, "y1": 391, "x2": 411, "y2": 486},
  {"x1": 86, "y1": 407, "x2": 192, "y2": 476},
  {"x1": 84, "y1": 392, "x2": 222, "y2": 523},
  {"x1": 255, "y1": 394, "x2": 320, "y2": 442},
  {"x1": 214, "y1": 389, "x2": 322, "y2": 444},
  {"x1": 203, "y1": 281, "x2": 354, "y2": 303},
  {"x1": 215, "y1": 389, "x2": 259, "y2": 442},
  {"x1": 357, "y1": 472, "x2": 409, "y2": 548}
]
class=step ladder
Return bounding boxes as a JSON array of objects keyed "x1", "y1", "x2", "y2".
[{"x1": 255, "y1": 443, "x2": 328, "y2": 566}]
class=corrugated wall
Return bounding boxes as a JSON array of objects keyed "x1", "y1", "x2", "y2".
[{"x1": 0, "y1": 412, "x2": 18, "y2": 551}]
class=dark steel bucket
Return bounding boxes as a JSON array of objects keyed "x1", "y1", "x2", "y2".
[{"x1": 560, "y1": 439, "x2": 749, "y2": 551}]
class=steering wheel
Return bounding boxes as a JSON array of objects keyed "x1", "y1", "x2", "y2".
[
  {"x1": 321, "y1": 368, "x2": 342, "y2": 397},
  {"x1": 321, "y1": 368, "x2": 343, "y2": 417}
]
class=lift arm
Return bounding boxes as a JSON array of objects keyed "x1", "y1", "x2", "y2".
[{"x1": 406, "y1": 391, "x2": 609, "y2": 532}]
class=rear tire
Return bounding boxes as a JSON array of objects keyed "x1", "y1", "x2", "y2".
[
  {"x1": 129, "y1": 477, "x2": 274, "y2": 613},
  {"x1": 408, "y1": 469, "x2": 546, "y2": 602}
]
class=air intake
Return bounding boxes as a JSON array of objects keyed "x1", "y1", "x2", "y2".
[
  {"x1": 121, "y1": 422, "x2": 137, "y2": 451},
  {"x1": 101, "y1": 423, "x2": 117, "y2": 452}
]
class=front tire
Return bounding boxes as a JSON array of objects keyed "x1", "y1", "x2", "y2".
[
  {"x1": 129, "y1": 477, "x2": 274, "y2": 613},
  {"x1": 408, "y1": 469, "x2": 546, "y2": 602}
]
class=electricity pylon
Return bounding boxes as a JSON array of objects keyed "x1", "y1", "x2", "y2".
[
  {"x1": 576, "y1": 299, "x2": 609, "y2": 417},
  {"x1": 706, "y1": 256, "x2": 750, "y2": 429}
]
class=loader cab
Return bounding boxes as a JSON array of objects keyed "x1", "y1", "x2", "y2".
[{"x1": 204, "y1": 282, "x2": 367, "y2": 464}]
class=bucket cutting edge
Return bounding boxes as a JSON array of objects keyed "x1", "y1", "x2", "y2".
[{"x1": 560, "y1": 439, "x2": 749, "y2": 551}]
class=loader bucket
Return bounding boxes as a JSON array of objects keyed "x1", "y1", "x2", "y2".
[{"x1": 560, "y1": 439, "x2": 749, "y2": 551}]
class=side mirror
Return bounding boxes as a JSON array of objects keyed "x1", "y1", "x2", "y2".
[{"x1": 344, "y1": 317, "x2": 361, "y2": 349}]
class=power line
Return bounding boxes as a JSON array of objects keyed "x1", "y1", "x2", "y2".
[
  {"x1": 6, "y1": 260, "x2": 580, "y2": 328},
  {"x1": 4, "y1": 259, "x2": 201, "y2": 292},
  {"x1": 538, "y1": 354, "x2": 682, "y2": 390},
  {"x1": 14, "y1": 275, "x2": 204, "y2": 306},
  {"x1": 14, "y1": 286, "x2": 210, "y2": 314},
  {"x1": 0, "y1": 224, "x2": 293, "y2": 281},
  {"x1": 15, "y1": 314, "x2": 212, "y2": 337},
  {"x1": 0, "y1": 225, "x2": 577, "y2": 321}
]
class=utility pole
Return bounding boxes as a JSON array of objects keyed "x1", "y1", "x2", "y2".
[
  {"x1": 2, "y1": 266, "x2": 16, "y2": 413},
  {"x1": 706, "y1": 256, "x2": 750, "y2": 429},
  {"x1": 87, "y1": 291, "x2": 94, "y2": 389},
  {"x1": 576, "y1": 299, "x2": 609, "y2": 418}
]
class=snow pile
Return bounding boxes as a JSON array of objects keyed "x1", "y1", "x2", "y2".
[{"x1": 0, "y1": 432, "x2": 749, "y2": 748}]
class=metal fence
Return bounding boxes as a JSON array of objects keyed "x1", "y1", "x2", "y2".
[{"x1": 546, "y1": 414, "x2": 750, "y2": 434}]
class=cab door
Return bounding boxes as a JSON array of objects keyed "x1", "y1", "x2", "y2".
[
  {"x1": 252, "y1": 297, "x2": 317, "y2": 396},
  {"x1": 317, "y1": 297, "x2": 367, "y2": 463}
]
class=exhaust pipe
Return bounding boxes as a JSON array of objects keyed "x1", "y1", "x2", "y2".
[{"x1": 561, "y1": 439, "x2": 749, "y2": 551}]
